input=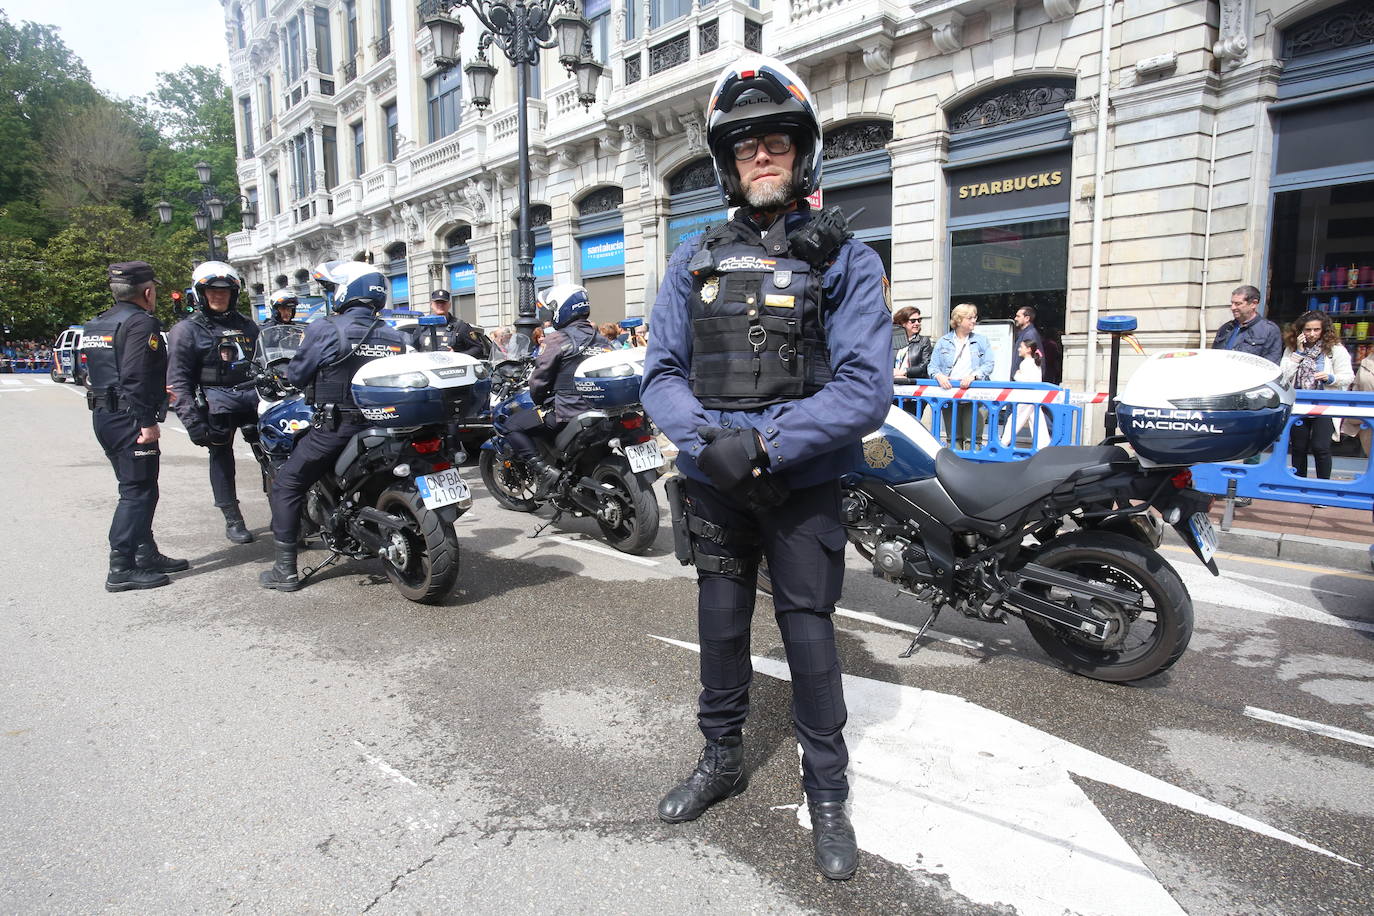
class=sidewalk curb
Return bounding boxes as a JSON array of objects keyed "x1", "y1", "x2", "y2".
[{"x1": 1163, "y1": 524, "x2": 1372, "y2": 573}]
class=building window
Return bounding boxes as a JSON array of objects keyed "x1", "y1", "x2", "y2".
[
  {"x1": 344, "y1": 0, "x2": 359, "y2": 58},
  {"x1": 259, "y1": 74, "x2": 274, "y2": 138},
  {"x1": 383, "y1": 103, "x2": 398, "y2": 162},
  {"x1": 246, "y1": 187, "x2": 258, "y2": 226},
  {"x1": 290, "y1": 130, "x2": 317, "y2": 200},
  {"x1": 650, "y1": 0, "x2": 691, "y2": 29},
  {"x1": 427, "y1": 67, "x2": 463, "y2": 141},
  {"x1": 284, "y1": 13, "x2": 305, "y2": 84},
  {"x1": 269, "y1": 171, "x2": 281, "y2": 216},
  {"x1": 586, "y1": 0, "x2": 611, "y2": 63},
  {"x1": 322, "y1": 126, "x2": 338, "y2": 190},
  {"x1": 233, "y1": 5, "x2": 246, "y2": 48},
  {"x1": 314, "y1": 7, "x2": 333, "y2": 74},
  {"x1": 352, "y1": 120, "x2": 366, "y2": 176},
  {"x1": 239, "y1": 96, "x2": 254, "y2": 158},
  {"x1": 626, "y1": 0, "x2": 639, "y2": 40}
]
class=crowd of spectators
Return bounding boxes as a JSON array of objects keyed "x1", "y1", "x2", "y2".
[{"x1": 0, "y1": 339, "x2": 53, "y2": 372}]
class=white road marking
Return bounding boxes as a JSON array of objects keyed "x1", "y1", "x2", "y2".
[
  {"x1": 1244, "y1": 706, "x2": 1374, "y2": 751},
  {"x1": 352, "y1": 740, "x2": 418, "y2": 786},
  {"x1": 546, "y1": 535, "x2": 660, "y2": 567},
  {"x1": 1177, "y1": 563, "x2": 1374, "y2": 635},
  {"x1": 832, "y1": 604, "x2": 991, "y2": 652},
  {"x1": 2, "y1": 378, "x2": 22, "y2": 385},
  {"x1": 650, "y1": 635, "x2": 1356, "y2": 916},
  {"x1": 1223, "y1": 569, "x2": 1359, "y2": 600}
]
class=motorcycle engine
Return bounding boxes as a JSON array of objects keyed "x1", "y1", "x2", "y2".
[{"x1": 872, "y1": 538, "x2": 929, "y2": 586}]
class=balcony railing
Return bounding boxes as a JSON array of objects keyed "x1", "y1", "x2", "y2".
[
  {"x1": 341, "y1": 56, "x2": 358, "y2": 84},
  {"x1": 371, "y1": 30, "x2": 392, "y2": 63}
]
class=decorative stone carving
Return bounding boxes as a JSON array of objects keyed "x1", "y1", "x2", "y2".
[
  {"x1": 1283, "y1": 0, "x2": 1374, "y2": 59},
  {"x1": 598, "y1": 128, "x2": 624, "y2": 154},
  {"x1": 679, "y1": 113, "x2": 706, "y2": 155},
  {"x1": 1213, "y1": 0, "x2": 1252, "y2": 70},
  {"x1": 621, "y1": 123, "x2": 655, "y2": 192},
  {"x1": 822, "y1": 121, "x2": 895, "y2": 160},
  {"x1": 462, "y1": 178, "x2": 492, "y2": 226},
  {"x1": 949, "y1": 79, "x2": 1075, "y2": 132},
  {"x1": 1043, "y1": 0, "x2": 1078, "y2": 23},
  {"x1": 863, "y1": 38, "x2": 892, "y2": 75},
  {"x1": 927, "y1": 11, "x2": 965, "y2": 55},
  {"x1": 614, "y1": 3, "x2": 627, "y2": 41},
  {"x1": 667, "y1": 157, "x2": 715, "y2": 195},
  {"x1": 578, "y1": 186, "x2": 624, "y2": 216}
]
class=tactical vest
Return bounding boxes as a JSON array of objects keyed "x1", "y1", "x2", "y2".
[
  {"x1": 190, "y1": 311, "x2": 257, "y2": 387},
  {"x1": 81, "y1": 302, "x2": 140, "y2": 394},
  {"x1": 411, "y1": 317, "x2": 456, "y2": 352},
  {"x1": 688, "y1": 212, "x2": 838, "y2": 410},
  {"x1": 310, "y1": 312, "x2": 409, "y2": 407},
  {"x1": 552, "y1": 322, "x2": 611, "y2": 400}
]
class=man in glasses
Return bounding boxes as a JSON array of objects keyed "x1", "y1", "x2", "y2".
[{"x1": 641, "y1": 55, "x2": 892, "y2": 881}]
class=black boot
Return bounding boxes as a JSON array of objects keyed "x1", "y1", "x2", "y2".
[
  {"x1": 135, "y1": 540, "x2": 190, "y2": 573},
  {"x1": 657, "y1": 735, "x2": 747, "y2": 823},
  {"x1": 809, "y1": 800, "x2": 858, "y2": 881},
  {"x1": 222, "y1": 504, "x2": 255, "y2": 544},
  {"x1": 106, "y1": 552, "x2": 170, "y2": 592},
  {"x1": 259, "y1": 540, "x2": 301, "y2": 591},
  {"x1": 526, "y1": 457, "x2": 561, "y2": 498}
]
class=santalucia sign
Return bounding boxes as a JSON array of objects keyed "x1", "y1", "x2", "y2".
[{"x1": 958, "y1": 170, "x2": 1064, "y2": 199}]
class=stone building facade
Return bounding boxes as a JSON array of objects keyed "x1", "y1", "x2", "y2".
[{"x1": 223, "y1": 0, "x2": 1374, "y2": 390}]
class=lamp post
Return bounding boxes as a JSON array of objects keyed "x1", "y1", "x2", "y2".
[
  {"x1": 156, "y1": 161, "x2": 257, "y2": 263},
  {"x1": 424, "y1": 0, "x2": 602, "y2": 355}
]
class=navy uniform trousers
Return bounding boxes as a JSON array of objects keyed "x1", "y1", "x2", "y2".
[
  {"x1": 268, "y1": 419, "x2": 364, "y2": 544},
  {"x1": 206, "y1": 405, "x2": 260, "y2": 508},
  {"x1": 685, "y1": 475, "x2": 851, "y2": 802},
  {"x1": 93, "y1": 410, "x2": 159, "y2": 556}
]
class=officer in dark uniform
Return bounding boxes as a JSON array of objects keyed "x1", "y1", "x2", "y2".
[
  {"x1": 260, "y1": 264, "x2": 408, "y2": 591},
  {"x1": 407, "y1": 288, "x2": 489, "y2": 357},
  {"x1": 262, "y1": 289, "x2": 304, "y2": 328},
  {"x1": 641, "y1": 57, "x2": 891, "y2": 881},
  {"x1": 505, "y1": 283, "x2": 611, "y2": 492},
  {"x1": 167, "y1": 261, "x2": 261, "y2": 544},
  {"x1": 82, "y1": 261, "x2": 189, "y2": 591}
]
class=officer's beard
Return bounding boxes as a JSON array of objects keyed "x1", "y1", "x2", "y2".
[{"x1": 743, "y1": 175, "x2": 795, "y2": 210}]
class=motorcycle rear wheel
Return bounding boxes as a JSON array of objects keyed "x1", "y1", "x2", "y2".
[
  {"x1": 591, "y1": 459, "x2": 659, "y2": 555},
  {"x1": 479, "y1": 451, "x2": 540, "y2": 513},
  {"x1": 1021, "y1": 531, "x2": 1192, "y2": 683},
  {"x1": 375, "y1": 488, "x2": 460, "y2": 604}
]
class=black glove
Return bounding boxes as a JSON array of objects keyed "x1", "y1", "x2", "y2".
[
  {"x1": 185, "y1": 417, "x2": 212, "y2": 447},
  {"x1": 695, "y1": 426, "x2": 767, "y2": 494}
]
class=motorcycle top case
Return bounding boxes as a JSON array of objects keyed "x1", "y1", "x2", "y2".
[
  {"x1": 259, "y1": 395, "x2": 315, "y2": 457},
  {"x1": 573, "y1": 347, "x2": 647, "y2": 410},
  {"x1": 351, "y1": 351, "x2": 492, "y2": 427},
  {"x1": 1116, "y1": 349, "x2": 1293, "y2": 467}
]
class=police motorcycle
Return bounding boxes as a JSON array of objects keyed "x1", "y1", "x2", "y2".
[
  {"x1": 798, "y1": 349, "x2": 1292, "y2": 683},
  {"x1": 479, "y1": 346, "x2": 664, "y2": 555},
  {"x1": 248, "y1": 271, "x2": 492, "y2": 603}
]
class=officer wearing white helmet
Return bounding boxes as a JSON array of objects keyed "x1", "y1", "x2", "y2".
[
  {"x1": 640, "y1": 56, "x2": 892, "y2": 880},
  {"x1": 167, "y1": 260, "x2": 262, "y2": 544},
  {"x1": 263, "y1": 289, "x2": 303, "y2": 327}
]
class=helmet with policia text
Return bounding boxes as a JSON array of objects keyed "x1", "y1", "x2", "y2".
[
  {"x1": 312, "y1": 260, "x2": 387, "y2": 311},
  {"x1": 705, "y1": 56, "x2": 823, "y2": 207},
  {"x1": 538, "y1": 283, "x2": 591, "y2": 329},
  {"x1": 191, "y1": 260, "x2": 243, "y2": 309}
]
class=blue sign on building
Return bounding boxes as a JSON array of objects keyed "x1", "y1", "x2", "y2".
[
  {"x1": 448, "y1": 262, "x2": 475, "y2": 292},
  {"x1": 534, "y1": 244, "x2": 553, "y2": 279},
  {"x1": 666, "y1": 209, "x2": 727, "y2": 250},
  {"x1": 579, "y1": 231, "x2": 625, "y2": 275},
  {"x1": 390, "y1": 273, "x2": 409, "y2": 305}
]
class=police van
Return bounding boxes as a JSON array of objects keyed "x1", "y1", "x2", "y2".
[{"x1": 51, "y1": 326, "x2": 85, "y2": 384}]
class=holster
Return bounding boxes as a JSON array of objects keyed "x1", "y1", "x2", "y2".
[
  {"x1": 664, "y1": 474, "x2": 761, "y2": 577},
  {"x1": 665, "y1": 474, "x2": 694, "y2": 567}
]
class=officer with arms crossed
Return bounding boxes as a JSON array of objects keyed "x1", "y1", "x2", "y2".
[
  {"x1": 259, "y1": 263, "x2": 409, "y2": 591},
  {"x1": 641, "y1": 57, "x2": 892, "y2": 881},
  {"x1": 167, "y1": 262, "x2": 262, "y2": 544},
  {"x1": 83, "y1": 261, "x2": 188, "y2": 591},
  {"x1": 408, "y1": 288, "x2": 489, "y2": 357},
  {"x1": 262, "y1": 289, "x2": 304, "y2": 327},
  {"x1": 504, "y1": 283, "x2": 611, "y2": 494}
]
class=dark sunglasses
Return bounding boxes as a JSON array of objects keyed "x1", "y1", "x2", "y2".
[{"x1": 732, "y1": 133, "x2": 793, "y2": 161}]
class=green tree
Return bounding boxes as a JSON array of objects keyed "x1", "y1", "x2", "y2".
[{"x1": 0, "y1": 234, "x2": 57, "y2": 339}]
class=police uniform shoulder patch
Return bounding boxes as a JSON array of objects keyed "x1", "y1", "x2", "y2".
[
  {"x1": 700, "y1": 276, "x2": 719, "y2": 304},
  {"x1": 882, "y1": 276, "x2": 893, "y2": 313},
  {"x1": 148, "y1": 333, "x2": 160, "y2": 351}
]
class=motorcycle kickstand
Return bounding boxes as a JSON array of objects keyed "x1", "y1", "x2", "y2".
[
  {"x1": 900, "y1": 603, "x2": 944, "y2": 659},
  {"x1": 528, "y1": 508, "x2": 565, "y2": 539},
  {"x1": 299, "y1": 549, "x2": 343, "y2": 584}
]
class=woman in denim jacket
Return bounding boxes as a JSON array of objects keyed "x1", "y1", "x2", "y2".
[{"x1": 929, "y1": 303, "x2": 995, "y2": 447}]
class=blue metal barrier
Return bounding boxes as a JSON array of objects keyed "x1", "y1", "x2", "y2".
[
  {"x1": 1190, "y1": 390, "x2": 1374, "y2": 511},
  {"x1": 894, "y1": 381, "x2": 1082, "y2": 463}
]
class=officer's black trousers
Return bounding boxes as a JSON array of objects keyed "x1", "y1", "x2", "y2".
[
  {"x1": 93, "y1": 410, "x2": 159, "y2": 558},
  {"x1": 207, "y1": 407, "x2": 259, "y2": 508},
  {"x1": 268, "y1": 421, "x2": 363, "y2": 543},
  {"x1": 504, "y1": 406, "x2": 558, "y2": 460},
  {"x1": 685, "y1": 476, "x2": 850, "y2": 802}
]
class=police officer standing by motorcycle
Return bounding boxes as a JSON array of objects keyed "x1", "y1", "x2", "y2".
[
  {"x1": 262, "y1": 289, "x2": 304, "y2": 328},
  {"x1": 506, "y1": 284, "x2": 611, "y2": 493},
  {"x1": 167, "y1": 262, "x2": 261, "y2": 545},
  {"x1": 260, "y1": 264, "x2": 408, "y2": 591},
  {"x1": 641, "y1": 57, "x2": 892, "y2": 881},
  {"x1": 83, "y1": 261, "x2": 188, "y2": 591},
  {"x1": 408, "y1": 288, "x2": 489, "y2": 357}
]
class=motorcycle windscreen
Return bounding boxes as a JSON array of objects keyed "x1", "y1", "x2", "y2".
[
  {"x1": 851, "y1": 405, "x2": 941, "y2": 484},
  {"x1": 254, "y1": 324, "x2": 305, "y2": 368}
]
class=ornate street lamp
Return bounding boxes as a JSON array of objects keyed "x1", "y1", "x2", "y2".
[
  {"x1": 425, "y1": 0, "x2": 599, "y2": 356},
  {"x1": 156, "y1": 162, "x2": 256, "y2": 262}
]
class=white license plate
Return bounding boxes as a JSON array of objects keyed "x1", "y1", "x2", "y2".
[
  {"x1": 625, "y1": 440, "x2": 665, "y2": 474},
  {"x1": 415, "y1": 467, "x2": 470, "y2": 510},
  {"x1": 1188, "y1": 511, "x2": 1218, "y2": 564}
]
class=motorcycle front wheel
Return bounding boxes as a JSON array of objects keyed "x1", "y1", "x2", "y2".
[
  {"x1": 375, "y1": 487, "x2": 460, "y2": 604},
  {"x1": 591, "y1": 459, "x2": 659, "y2": 555},
  {"x1": 1020, "y1": 530, "x2": 1193, "y2": 683},
  {"x1": 478, "y1": 451, "x2": 540, "y2": 513}
]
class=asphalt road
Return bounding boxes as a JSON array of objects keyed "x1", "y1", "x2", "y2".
[{"x1": 2, "y1": 374, "x2": 1372, "y2": 915}]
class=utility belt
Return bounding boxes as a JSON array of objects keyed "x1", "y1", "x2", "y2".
[
  {"x1": 665, "y1": 475, "x2": 767, "y2": 577},
  {"x1": 313, "y1": 403, "x2": 368, "y2": 430},
  {"x1": 86, "y1": 387, "x2": 168, "y2": 422}
]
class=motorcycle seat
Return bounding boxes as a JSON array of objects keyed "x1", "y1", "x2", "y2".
[
  {"x1": 554, "y1": 410, "x2": 610, "y2": 453},
  {"x1": 935, "y1": 445, "x2": 1130, "y2": 521}
]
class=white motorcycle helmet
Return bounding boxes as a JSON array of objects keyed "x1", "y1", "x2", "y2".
[{"x1": 191, "y1": 260, "x2": 243, "y2": 310}]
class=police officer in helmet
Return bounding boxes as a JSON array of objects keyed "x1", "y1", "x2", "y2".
[
  {"x1": 505, "y1": 283, "x2": 611, "y2": 494},
  {"x1": 167, "y1": 261, "x2": 261, "y2": 544},
  {"x1": 263, "y1": 289, "x2": 303, "y2": 327},
  {"x1": 82, "y1": 261, "x2": 188, "y2": 590},
  {"x1": 260, "y1": 262, "x2": 408, "y2": 591},
  {"x1": 408, "y1": 288, "x2": 489, "y2": 357},
  {"x1": 641, "y1": 56, "x2": 892, "y2": 881}
]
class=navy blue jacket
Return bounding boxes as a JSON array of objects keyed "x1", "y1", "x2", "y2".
[
  {"x1": 641, "y1": 209, "x2": 893, "y2": 488},
  {"x1": 287, "y1": 304, "x2": 397, "y2": 391}
]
